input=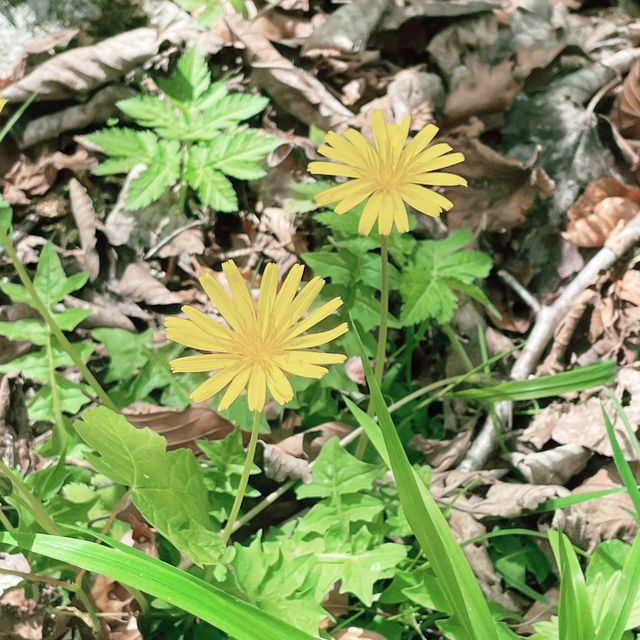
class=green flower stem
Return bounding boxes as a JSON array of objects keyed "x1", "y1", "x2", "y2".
[
  {"x1": 355, "y1": 234, "x2": 389, "y2": 459},
  {"x1": 221, "y1": 410, "x2": 261, "y2": 544},
  {"x1": 0, "y1": 225, "x2": 118, "y2": 413},
  {"x1": 46, "y1": 334, "x2": 67, "y2": 453},
  {"x1": 442, "y1": 322, "x2": 473, "y2": 372},
  {"x1": 0, "y1": 459, "x2": 61, "y2": 535}
]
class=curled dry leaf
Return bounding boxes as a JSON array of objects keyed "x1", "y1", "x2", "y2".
[
  {"x1": 90, "y1": 574, "x2": 142, "y2": 640},
  {"x1": 1, "y1": 28, "x2": 161, "y2": 102},
  {"x1": 123, "y1": 403, "x2": 239, "y2": 451},
  {"x1": 611, "y1": 60, "x2": 640, "y2": 139},
  {"x1": 276, "y1": 421, "x2": 354, "y2": 460},
  {"x1": 63, "y1": 295, "x2": 136, "y2": 331},
  {"x1": 508, "y1": 443, "x2": 590, "y2": 485},
  {"x1": 116, "y1": 263, "x2": 181, "y2": 306},
  {"x1": 615, "y1": 268, "x2": 640, "y2": 305},
  {"x1": 69, "y1": 178, "x2": 100, "y2": 281},
  {"x1": 0, "y1": 553, "x2": 30, "y2": 592},
  {"x1": 258, "y1": 441, "x2": 313, "y2": 484},
  {"x1": 563, "y1": 177, "x2": 640, "y2": 247},
  {"x1": 410, "y1": 430, "x2": 473, "y2": 472}
]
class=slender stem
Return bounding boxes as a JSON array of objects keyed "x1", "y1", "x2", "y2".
[
  {"x1": 73, "y1": 573, "x2": 104, "y2": 640},
  {"x1": 221, "y1": 411, "x2": 261, "y2": 544},
  {"x1": 0, "y1": 506, "x2": 15, "y2": 532},
  {"x1": 355, "y1": 235, "x2": 389, "y2": 459},
  {"x1": 46, "y1": 334, "x2": 67, "y2": 453},
  {"x1": 0, "y1": 459, "x2": 60, "y2": 535},
  {"x1": 442, "y1": 322, "x2": 473, "y2": 372},
  {"x1": 0, "y1": 226, "x2": 118, "y2": 412}
]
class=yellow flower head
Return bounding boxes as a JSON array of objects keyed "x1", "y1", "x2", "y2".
[
  {"x1": 308, "y1": 111, "x2": 466, "y2": 236},
  {"x1": 0, "y1": 97, "x2": 6, "y2": 114},
  {"x1": 166, "y1": 261, "x2": 348, "y2": 412}
]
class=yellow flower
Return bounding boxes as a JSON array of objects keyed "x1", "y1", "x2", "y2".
[
  {"x1": 0, "y1": 97, "x2": 6, "y2": 114},
  {"x1": 166, "y1": 261, "x2": 347, "y2": 411},
  {"x1": 308, "y1": 111, "x2": 466, "y2": 235}
]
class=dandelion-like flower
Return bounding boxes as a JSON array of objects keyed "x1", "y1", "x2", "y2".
[
  {"x1": 308, "y1": 111, "x2": 466, "y2": 236},
  {"x1": 166, "y1": 261, "x2": 347, "y2": 412}
]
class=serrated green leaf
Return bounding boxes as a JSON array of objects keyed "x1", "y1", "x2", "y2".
[
  {"x1": 62, "y1": 482, "x2": 97, "y2": 504},
  {"x1": 296, "y1": 437, "x2": 381, "y2": 499},
  {"x1": 117, "y1": 96, "x2": 180, "y2": 137},
  {"x1": 28, "y1": 374, "x2": 92, "y2": 420},
  {"x1": 297, "y1": 494, "x2": 384, "y2": 534},
  {"x1": 74, "y1": 407, "x2": 217, "y2": 565},
  {"x1": 158, "y1": 45, "x2": 211, "y2": 104},
  {"x1": 206, "y1": 129, "x2": 277, "y2": 179},
  {"x1": 400, "y1": 268, "x2": 458, "y2": 325},
  {"x1": 185, "y1": 146, "x2": 238, "y2": 211},
  {"x1": 92, "y1": 327, "x2": 153, "y2": 382},
  {"x1": 189, "y1": 93, "x2": 269, "y2": 136},
  {"x1": 125, "y1": 139, "x2": 181, "y2": 209},
  {"x1": 88, "y1": 128, "x2": 159, "y2": 174},
  {"x1": 0, "y1": 309, "x2": 90, "y2": 345}
]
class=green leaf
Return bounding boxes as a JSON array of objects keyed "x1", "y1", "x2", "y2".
[
  {"x1": 188, "y1": 94, "x2": 269, "y2": 137},
  {"x1": 0, "y1": 530, "x2": 317, "y2": 640},
  {"x1": 31, "y1": 242, "x2": 89, "y2": 308},
  {"x1": 28, "y1": 374, "x2": 92, "y2": 420},
  {"x1": 295, "y1": 437, "x2": 381, "y2": 499},
  {"x1": 74, "y1": 407, "x2": 217, "y2": 565},
  {"x1": 206, "y1": 129, "x2": 277, "y2": 179},
  {"x1": 185, "y1": 146, "x2": 238, "y2": 211},
  {"x1": 91, "y1": 327, "x2": 153, "y2": 382},
  {"x1": 399, "y1": 228, "x2": 494, "y2": 326},
  {"x1": 158, "y1": 45, "x2": 211, "y2": 103},
  {"x1": 296, "y1": 493, "x2": 385, "y2": 534},
  {"x1": 0, "y1": 197, "x2": 12, "y2": 234},
  {"x1": 125, "y1": 139, "x2": 181, "y2": 209},
  {"x1": 117, "y1": 96, "x2": 180, "y2": 137},
  {"x1": 88, "y1": 128, "x2": 160, "y2": 175}
]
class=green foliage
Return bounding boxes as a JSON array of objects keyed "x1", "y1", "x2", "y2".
[
  {"x1": 86, "y1": 46, "x2": 277, "y2": 211},
  {"x1": 74, "y1": 407, "x2": 221, "y2": 565},
  {"x1": 0, "y1": 242, "x2": 93, "y2": 421}
]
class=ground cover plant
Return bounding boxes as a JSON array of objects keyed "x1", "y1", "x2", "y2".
[{"x1": 1, "y1": 1, "x2": 640, "y2": 639}]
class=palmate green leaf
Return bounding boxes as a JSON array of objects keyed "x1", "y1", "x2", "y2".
[
  {"x1": 295, "y1": 437, "x2": 382, "y2": 499},
  {"x1": 87, "y1": 128, "x2": 159, "y2": 175},
  {"x1": 447, "y1": 360, "x2": 615, "y2": 402},
  {"x1": 157, "y1": 45, "x2": 211, "y2": 104},
  {"x1": 0, "y1": 530, "x2": 317, "y2": 640},
  {"x1": 125, "y1": 139, "x2": 181, "y2": 209},
  {"x1": 116, "y1": 96, "x2": 180, "y2": 137},
  {"x1": 186, "y1": 94, "x2": 270, "y2": 138},
  {"x1": 91, "y1": 327, "x2": 153, "y2": 383},
  {"x1": 348, "y1": 320, "x2": 500, "y2": 640},
  {"x1": 207, "y1": 128, "x2": 278, "y2": 178},
  {"x1": 0, "y1": 309, "x2": 90, "y2": 344},
  {"x1": 74, "y1": 407, "x2": 218, "y2": 565},
  {"x1": 296, "y1": 493, "x2": 385, "y2": 534},
  {"x1": 0, "y1": 340, "x2": 94, "y2": 382},
  {"x1": 399, "y1": 228, "x2": 493, "y2": 326},
  {"x1": 185, "y1": 145, "x2": 238, "y2": 211}
]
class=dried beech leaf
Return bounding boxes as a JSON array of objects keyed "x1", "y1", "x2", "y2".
[
  {"x1": 615, "y1": 269, "x2": 640, "y2": 305},
  {"x1": 2, "y1": 28, "x2": 161, "y2": 102},
  {"x1": 123, "y1": 403, "x2": 238, "y2": 451},
  {"x1": 156, "y1": 228, "x2": 205, "y2": 259},
  {"x1": 508, "y1": 444, "x2": 590, "y2": 485},
  {"x1": 63, "y1": 295, "x2": 136, "y2": 331},
  {"x1": 69, "y1": 178, "x2": 100, "y2": 281},
  {"x1": 276, "y1": 421, "x2": 353, "y2": 460},
  {"x1": 410, "y1": 430, "x2": 472, "y2": 472},
  {"x1": 611, "y1": 61, "x2": 640, "y2": 139},
  {"x1": 117, "y1": 263, "x2": 181, "y2": 306},
  {"x1": 334, "y1": 627, "x2": 389, "y2": 640},
  {"x1": 259, "y1": 441, "x2": 312, "y2": 484}
]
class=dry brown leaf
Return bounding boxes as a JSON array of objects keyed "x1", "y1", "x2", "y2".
[
  {"x1": 63, "y1": 295, "x2": 136, "y2": 331},
  {"x1": 443, "y1": 118, "x2": 555, "y2": 232},
  {"x1": 563, "y1": 177, "x2": 640, "y2": 247},
  {"x1": 2, "y1": 28, "x2": 161, "y2": 102},
  {"x1": 1, "y1": 155, "x2": 57, "y2": 204},
  {"x1": 410, "y1": 430, "x2": 473, "y2": 472},
  {"x1": 117, "y1": 263, "x2": 181, "y2": 306},
  {"x1": 123, "y1": 403, "x2": 241, "y2": 451},
  {"x1": 344, "y1": 356, "x2": 366, "y2": 386},
  {"x1": 91, "y1": 575, "x2": 141, "y2": 640},
  {"x1": 226, "y1": 15, "x2": 352, "y2": 129},
  {"x1": 0, "y1": 587, "x2": 46, "y2": 640},
  {"x1": 508, "y1": 444, "x2": 590, "y2": 485},
  {"x1": 615, "y1": 269, "x2": 640, "y2": 305},
  {"x1": 521, "y1": 367, "x2": 640, "y2": 457},
  {"x1": 553, "y1": 464, "x2": 638, "y2": 551},
  {"x1": 334, "y1": 627, "x2": 388, "y2": 640},
  {"x1": 276, "y1": 421, "x2": 354, "y2": 461},
  {"x1": 0, "y1": 553, "x2": 30, "y2": 593},
  {"x1": 611, "y1": 60, "x2": 640, "y2": 139},
  {"x1": 69, "y1": 178, "x2": 100, "y2": 281},
  {"x1": 156, "y1": 227, "x2": 205, "y2": 259},
  {"x1": 258, "y1": 441, "x2": 312, "y2": 484}
]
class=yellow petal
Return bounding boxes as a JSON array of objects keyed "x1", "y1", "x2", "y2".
[
  {"x1": 334, "y1": 180, "x2": 376, "y2": 214},
  {"x1": 398, "y1": 183, "x2": 454, "y2": 215},
  {"x1": 287, "y1": 276, "x2": 325, "y2": 325},
  {"x1": 257, "y1": 262, "x2": 279, "y2": 320},
  {"x1": 321, "y1": 131, "x2": 367, "y2": 166},
  {"x1": 344, "y1": 127, "x2": 377, "y2": 162},
  {"x1": 222, "y1": 261, "x2": 256, "y2": 327},
  {"x1": 388, "y1": 115, "x2": 411, "y2": 156},
  {"x1": 403, "y1": 123, "x2": 439, "y2": 160},
  {"x1": 411, "y1": 142, "x2": 454, "y2": 168},
  {"x1": 288, "y1": 322, "x2": 348, "y2": 349},
  {"x1": 170, "y1": 353, "x2": 236, "y2": 372},
  {"x1": 181, "y1": 306, "x2": 236, "y2": 350},
  {"x1": 377, "y1": 192, "x2": 395, "y2": 236},
  {"x1": 358, "y1": 191, "x2": 382, "y2": 235},
  {"x1": 165, "y1": 317, "x2": 217, "y2": 351},
  {"x1": 199, "y1": 272, "x2": 244, "y2": 333},
  {"x1": 393, "y1": 195, "x2": 410, "y2": 232},
  {"x1": 247, "y1": 365, "x2": 267, "y2": 411},
  {"x1": 190, "y1": 367, "x2": 239, "y2": 403},
  {"x1": 279, "y1": 350, "x2": 347, "y2": 365},
  {"x1": 372, "y1": 111, "x2": 389, "y2": 154},
  {"x1": 218, "y1": 367, "x2": 251, "y2": 410},
  {"x1": 282, "y1": 296, "x2": 343, "y2": 340},
  {"x1": 414, "y1": 151, "x2": 465, "y2": 174},
  {"x1": 307, "y1": 161, "x2": 362, "y2": 178},
  {"x1": 315, "y1": 179, "x2": 369, "y2": 206},
  {"x1": 0, "y1": 97, "x2": 6, "y2": 114},
  {"x1": 265, "y1": 364, "x2": 294, "y2": 405},
  {"x1": 274, "y1": 264, "x2": 304, "y2": 329}
]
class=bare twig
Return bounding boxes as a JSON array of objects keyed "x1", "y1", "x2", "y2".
[
  {"x1": 497, "y1": 269, "x2": 541, "y2": 314},
  {"x1": 458, "y1": 211, "x2": 640, "y2": 471}
]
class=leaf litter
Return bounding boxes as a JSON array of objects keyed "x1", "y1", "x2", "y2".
[{"x1": 2, "y1": 0, "x2": 640, "y2": 638}]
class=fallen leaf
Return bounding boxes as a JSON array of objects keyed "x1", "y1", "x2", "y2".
[
  {"x1": 258, "y1": 440, "x2": 313, "y2": 484},
  {"x1": 116, "y1": 263, "x2": 181, "y2": 306},
  {"x1": 615, "y1": 268, "x2": 640, "y2": 305},
  {"x1": 410, "y1": 430, "x2": 473, "y2": 472},
  {"x1": 611, "y1": 60, "x2": 640, "y2": 139},
  {"x1": 69, "y1": 178, "x2": 100, "y2": 281},
  {"x1": 334, "y1": 627, "x2": 388, "y2": 640},
  {"x1": 276, "y1": 421, "x2": 354, "y2": 460},
  {"x1": 63, "y1": 295, "x2": 137, "y2": 331},
  {"x1": 508, "y1": 444, "x2": 590, "y2": 485}
]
